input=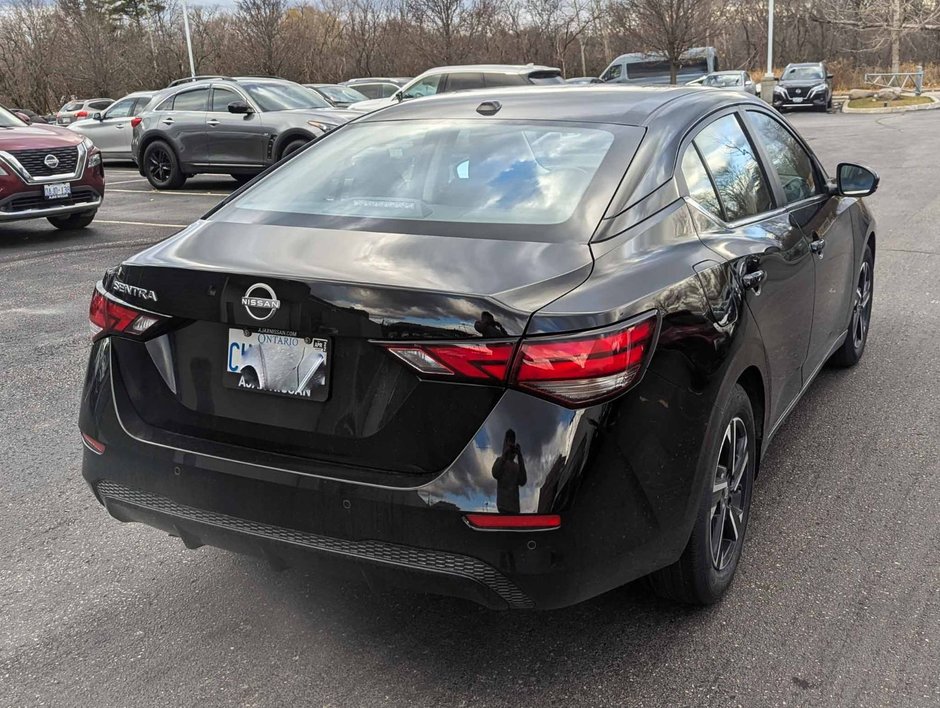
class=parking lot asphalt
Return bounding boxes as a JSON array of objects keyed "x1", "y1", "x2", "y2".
[{"x1": 1, "y1": 112, "x2": 938, "y2": 707}]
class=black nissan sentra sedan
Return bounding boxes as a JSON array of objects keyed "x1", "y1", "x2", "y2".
[{"x1": 80, "y1": 86, "x2": 879, "y2": 609}]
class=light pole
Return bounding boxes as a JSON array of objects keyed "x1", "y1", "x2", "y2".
[
  {"x1": 760, "y1": 0, "x2": 775, "y2": 103},
  {"x1": 181, "y1": 0, "x2": 196, "y2": 78}
]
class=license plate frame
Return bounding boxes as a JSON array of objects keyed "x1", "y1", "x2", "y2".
[
  {"x1": 792, "y1": 97, "x2": 804, "y2": 103},
  {"x1": 44, "y1": 182, "x2": 71, "y2": 200},
  {"x1": 224, "y1": 328, "x2": 330, "y2": 401}
]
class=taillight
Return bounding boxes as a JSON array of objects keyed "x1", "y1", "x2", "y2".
[
  {"x1": 379, "y1": 312, "x2": 657, "y2": 407},
  {"x1": 384, "y1": 342, "x2": 514, "y2": 381},
  {"x1": 89, "y1": 286, "x2": 164, "y2": 341},
  {"x1": 75, "y1": 110, "x2": 88, "y2": 118},
  {"x1": 513, "y1": 316, "x2": 656, "y2": 406},
  {"x1": 130, "y1": 116, "x2": 142, "y2": 128}
]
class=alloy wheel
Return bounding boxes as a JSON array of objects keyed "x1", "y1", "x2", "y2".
[
  {"x1": 851, "y1": 260, "x2": 872, "y2": 350},
  {"x1": 709, "y1": 417, "x2": 748, "y2": 571},
  {"x1": 147, "y1": 147, "x2": 172, "y2": 184}
]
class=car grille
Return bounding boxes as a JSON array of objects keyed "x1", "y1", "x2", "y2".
[
  {"x1": 7, "y1": 146, "x2": 80, "y2": 177},
  {"x1": 96, "y1": 480, "x2": 534, "y2": 609},
  {"x1": 0, "y1": 187, "x2": 99, "y2": 213}
]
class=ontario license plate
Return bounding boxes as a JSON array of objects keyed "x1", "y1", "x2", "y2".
[
  {"x1": 44, "y1": 183, "x2": 71, "y2": 200},
  {"x1": 792, "y1": 97, "x2": 804, "y2": 103},
  {"x1": 224, "y1": 329, "x2": 329, "y2": 401}
]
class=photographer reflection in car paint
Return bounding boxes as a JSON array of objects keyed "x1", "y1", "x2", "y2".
[
  {"x1": 474, "y1": 311, "x2": 508, "y2": 338},
  {"x1": 492, "y1": 429, "x2": 527, "y2": 513}
]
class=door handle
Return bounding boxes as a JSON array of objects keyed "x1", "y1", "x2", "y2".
[
  {"x1": 741, "y1": 270, "x2": 766, "y2": 293},
  {"x1": 207, "y1": 119, "x2": 219, "y2": 127},
  {"x1": 160, "y1": 117, "x2": 174, "y2": 125},
  {"x1": 810, "y1": 236, "x2": 826, "y2": 258},
  {"x1": 115, "y1": 123, "x2": 125, "y2": 129}
]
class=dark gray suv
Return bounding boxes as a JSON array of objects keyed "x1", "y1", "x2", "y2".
[
  {"x1": 132, "y1": 77, "x2": 357, "y2": 189},
  {"x1": 773, "y1": 62, "x2": 833, "y2": 112}
]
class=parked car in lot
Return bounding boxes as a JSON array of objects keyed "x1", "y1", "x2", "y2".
[
  {"x1": 304, "y1": 83, "x2": 368, "y2": 108},
  {"x1": 773, "y1": 62, "x2": 833, "y2": 111},
  {"x1": 69, "y1": 91, "x2": 156, "y2": 161},
  {"x1": 0, "y1": 105, "x2": 104, "y2": 229},
  {"x1": 56, "y1": 98, "x2": 113, "y2": 126},
  {"x1": 340, "y1": 77, "x2": 409, "y2": 99},
  {"x1": 81, "y1": 85, "x2": 879, "y2": 609},
  {"x1": 601, "y1": 47, "x2": 719, "y2": 84},
  {"x1": 700, "y1": 70, "x2": 756, "y2": 94},
  {"x1": 565, "y1": 76, "x2": 602, "y2": 84},
  {"x1": 349, "y1": 64, "x2": 564, "y2": 112},
  {"x1": 132, "y1": 77, "x2": 357, "y2": 189}
]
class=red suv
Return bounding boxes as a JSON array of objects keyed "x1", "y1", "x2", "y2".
[{"x1": 0, "y1": 105, "x2": 105, "y2": 230}]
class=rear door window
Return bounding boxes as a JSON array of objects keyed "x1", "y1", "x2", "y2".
[
  {"x1": 693, "y1": 114, "x2": 773, "y2": 221},
  {"x1": 680, "y1": 145, "x2": 722, "y2": 218},
  {"x1": 444, "y1": 73, "x2": 485, "y2": 92},
  {"x1": 171, "y1": 88, "x2": 209, "y2": 112},
  {"x1": 747, "y1": 111, "x2": 820, "y2": 204}
]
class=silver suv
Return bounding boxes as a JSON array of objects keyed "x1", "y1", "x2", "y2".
[{"x1": 132, "y1": 77, "x2": 357, "y2": 189}]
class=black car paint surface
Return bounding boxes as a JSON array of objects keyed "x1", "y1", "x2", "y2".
[{"x1": 80, "y1": 86, "x2": 876, "y2": 609}]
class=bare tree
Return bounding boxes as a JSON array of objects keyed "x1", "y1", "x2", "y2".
[{"x1": 610, "y1": 0, "x2": 724, "y2": 83}]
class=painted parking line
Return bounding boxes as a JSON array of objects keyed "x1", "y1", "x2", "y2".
[
  {"x1": 108, "y1": 188, "x2": 230, "y2": 197},
  {"x1": 96, "y1": 219, "x2": 187, "y2": 228},
  {"x1": 106, "y1": 177, "x2": 150, "y2": 185}
]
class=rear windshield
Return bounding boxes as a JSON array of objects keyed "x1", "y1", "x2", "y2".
[
  {"x1": 527, "y1": 71, "x2": 565, "y2": 85},
  {"x1": 216, "y1": 120, "x2": 642, "y2": 242},
  {"x1": 317, "y1": 85, "x2": 367, "y2": 104},
  {"x1": 62, "y1": 102, "x2": 82, "y2": 111}
]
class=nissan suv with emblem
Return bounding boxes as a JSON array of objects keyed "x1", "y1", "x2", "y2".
[
  {"x1": 132, "y1": 77, "x2": 358, "y2": 190},
  {"x1": 773, "y1": 62, "x2": 833, "y2": 112},
  {"x1": 80, "y1": 86, "x2": 878, "y2": 609},
  {"x1": 0, "y1": 104, "x2": 105, "y2": 230}
]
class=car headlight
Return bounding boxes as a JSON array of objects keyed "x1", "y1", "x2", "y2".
[
  {"x1": 773, "y1": 86, "x2": 786, "y2": 95},
  {"x1": 809, "y1": 84, "x2": 827, "y2": 95},
  {"x1": 307, "y1": 120, "x2": 337, "y2": 132},
  {"x1": 81, "y1": 136, "x2": 95, "y2": 151},
  {"x1": 88, "y1": 152, "x2": 101, "y2": 168}
]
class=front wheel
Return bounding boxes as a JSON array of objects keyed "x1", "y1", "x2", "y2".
[
  {"x1": 279, "y1": 138, "x2": 307, "y2": 160},
  {"x1": 48, "y1": 210, "x2": 96, "y2": 230},
  {"x1": 829, "y1": 244, "x2": 874, "y2": 367},
  {"x1": 649, "y1": 384, "x2": 756, "y2": 604}
]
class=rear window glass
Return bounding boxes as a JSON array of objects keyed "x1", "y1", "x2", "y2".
[
  {"x1": 527, "y1": 72, "x2": 564, "y2": 85},
  {"x1": 62, "y1": 102, "x2": 82, "y2": 111},
  {"x1": 171, "y1": 88, "x2": 208, "y2": 111},
  {"x1": 220, "y1": 120, "x2": 640, "y2": 242}
]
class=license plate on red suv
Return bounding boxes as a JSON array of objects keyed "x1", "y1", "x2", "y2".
[{"x1": 43, "y1": 183, "x2": 71, "y2": 200}]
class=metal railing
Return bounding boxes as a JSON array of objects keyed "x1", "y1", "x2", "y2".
[{"x1": 864, "y1": 66, "x2": 924, "y2": 95}]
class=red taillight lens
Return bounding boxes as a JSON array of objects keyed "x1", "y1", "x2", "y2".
[
  {"x1": 75, "y1": 110, "x2": 88, "y2": 118},
  {"x1": 89, "y1": 286, "x2": 163, "y2": 340},
  {"x1": 384, "y1": 342, "x2": 515, "y2": 381},
  {"x1": 465, "y1": 513, "x2": 561, "y2": 530},
  {"x1": 130, "y1": 116, "x2": 142, "y2": 128},
  {"x1": 379, "y1": 313, "x2": 657, "y2": 407},
  {"x1": 513, "y1": 316, "x2": 656, "y2": 405}
]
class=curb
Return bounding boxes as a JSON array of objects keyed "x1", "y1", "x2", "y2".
[{"x1": 841, "y1": 95, "x2": 940, "y2": 114}]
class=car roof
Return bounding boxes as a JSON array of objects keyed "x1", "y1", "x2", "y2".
[
  {"x1": 709, "y1": 70, "x2": 746, "y2": 75},
  {"x1": 358, "y1": 84, "x2": 761, "y2": 127},
  {"x1": 785, "y1": 62, "x2": 824, "y2": 68},
  {"x1": 416, "y1": 64, "x2": 560, "y2": 76}
]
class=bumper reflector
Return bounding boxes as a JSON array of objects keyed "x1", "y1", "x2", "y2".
[
  {"x1": 465, "y1": 513, "x2": 561, "y2": 530},
  {"x1": 81, "y1": 433, "x2": 106, "y2": 455}
]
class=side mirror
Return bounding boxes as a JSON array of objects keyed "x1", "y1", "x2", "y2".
[
  {"x1": 394, "y1": 91, "x2": 404, "y2": 103},
  {"x1": 227, "y1": 100, "x2": 253, "y2": 115},
  {"x1": 836, "y1": 163, "x2": 879, "y2": 197},
  {"x1": 826, "y1": 73, "x2": 834, "y2": 81},
  {"x1": 93, "y1": 112, "x2": 103, "y2": 121},
  {"x1": 14, "y1": 111, "x2": 31, "y2": 124}
]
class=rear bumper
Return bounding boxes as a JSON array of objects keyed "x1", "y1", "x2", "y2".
[{"x1": 80, "y1": 337, "x2": 711, "y2": 609}]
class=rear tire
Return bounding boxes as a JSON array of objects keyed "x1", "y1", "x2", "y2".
[
  {"x1": 47, "y1": 210, "x2": 96, "y2": 230},
  {"x1": 649, "y1": 384, "x2": 756, "y2": 605},
  {"x1": 143, "y1": 140, "x2": 186, "y2": 190},
  {"x1": 829, "y1": 244, "x2": 874, "y2": 367}
]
